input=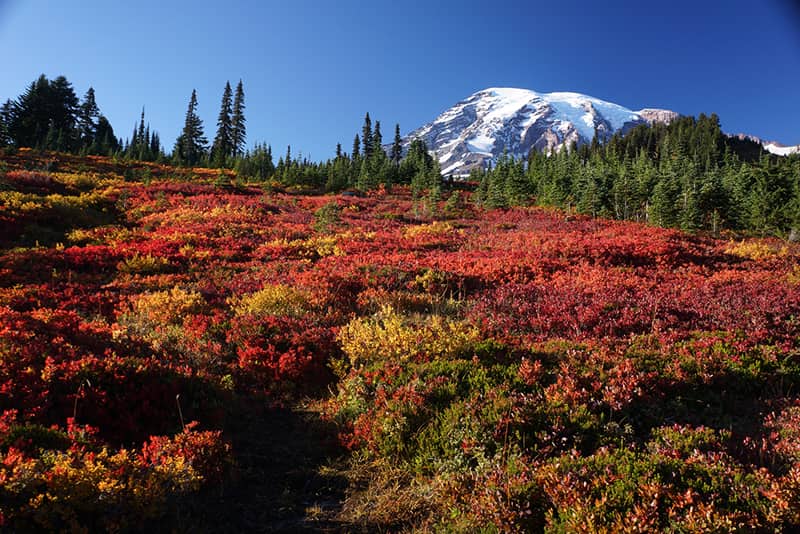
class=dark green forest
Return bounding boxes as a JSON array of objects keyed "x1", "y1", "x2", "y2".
[
  {"x1": 472, "y1": 115, "x2": 800, "y2": 237},
  {"x1": 2, "y1": 75, "x2": 798, "y2": 236}
]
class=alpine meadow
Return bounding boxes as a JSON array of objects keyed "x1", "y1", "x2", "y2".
[{"x1": 1, "y1": 1, "x2": 800, "y2": 532}]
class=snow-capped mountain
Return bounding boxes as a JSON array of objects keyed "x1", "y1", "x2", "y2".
[
  {"x1": 730, "y1": 133, "x2": 800, "y2": 156},
  {"x1": 405, "y1": 87, "x2": 675, "y2": 175},
  {"x1": 763, "y1": 142, "x2": 800, "y2": 156}
]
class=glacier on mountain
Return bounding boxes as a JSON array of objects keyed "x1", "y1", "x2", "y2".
[{"x1": 403, "y1": 87, "x2": 672, "y2": 176}]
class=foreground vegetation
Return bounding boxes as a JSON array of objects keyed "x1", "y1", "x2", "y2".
[{"x1": 2, "y1": 149, "x2": 800, "y2": 531}]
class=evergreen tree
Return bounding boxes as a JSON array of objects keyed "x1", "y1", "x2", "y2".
[
  {"x1": 77, "y1": 87, "x2": 99, "y2": 148},
  {"x1": 0, "y1": 100, "x2": 12, "y2": 147},
  {"x1": 92, "y1": 115, "x2": 119, "y2": 155},
  {"x1": 503, "y1": 155, "x2": 530, "y2": 206},
  {"x1": 372, "y1": 120, "x2": 384, "y2": 157},
  {"x1": 137, "y1": 108, "x2": 146, "y2": 152},
  {"x1": 124, "y1": 108, "x2": 161, "y2": 161},
  {"x1": 174, "y1": 89, "x2": 207, "y2": 166},
  {"x1": 10, "y1": 74, "x2": 79, "y2": 150},
  {"x1": 326, "y1": 154, "x2": 350, "y2": 192},
  {"x1": 236, "y1": 142, "x2": 274, "y2": 181},
  {"x1": 231, "y1": 79, "x2": 246, "y2": 156},
  {"x1": 649, "y1": 173, "x2": 681, "y2": 228},
  {"x1": 211, "y1": 81, "x2": 233, "y2": 167},
  {"x1": 391, "y1": 123, "x2": 402, "y2": 164},
  {"x1": 472, "y1": 168, "x2": 489, "y2": 206},
  {"x1": 361, "y1": 113, "x2": 373, "y2": 158},
  {"x1": 486, "y1": 169, "x2": 508, "y2": 209},
  {"x1": 150, "y1": 131, "x2": 161, "y2": 159},
  {"x1": 352, "y1": 134, "x2": 360, "y2": 160},
  {"x1": 48, "y1": 76, "x2": 79, "y2": 150}
]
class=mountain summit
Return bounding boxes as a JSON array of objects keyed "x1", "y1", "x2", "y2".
[{"x1": 404, "y1": 87, "x2": 676, "y2": 175}]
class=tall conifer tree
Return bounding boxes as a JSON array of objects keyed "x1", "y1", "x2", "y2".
[
  {"x1": 77, "y1": 87, "x2": 99, "y2": 147},
  {"x1": 391, "y1": 123, "x2": 402, "y2": 164},
  {"x1": 372, "y1": 120, "x2": 383, "y2": 157},
  {"x1": 174, "y1": 89, "x2": 207, "y2": 166},
  {"x1": 211, "y1": 81, "x2": 233, "y2": 166},
  {"x1": 231, "y1": 79, "x2": 246, "y2": 156},
  {"x1": 361, "y1": 113, "x2": 372, "y2": 158}
]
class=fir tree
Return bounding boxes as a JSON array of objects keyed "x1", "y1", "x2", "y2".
[
  {"x1": 231, "y1": 79, "x2": 246, "y2": 156},
  {"x1": 137, "y1": 108, "x2": 146, "y2": 151},
  {"x1": 352, "y1": 134, "x2": 360, "y2": 160},
  {"x1": 372, "y1": 120, "x2": 384, "y2": 157},
  {"x1": 391, "y1": 123, "x2": 403, "y2": 164},
  {"x1": 174, "y1": 89, "x2": 207, "y2": 166},
  {"x1": 10, "y1": 74, "x2": 78, "y2": 150},
  {"x1": 649, "y1": 173, "x2": 680, "y2": 228},
  {"x1": 93, "y1": 115, "x2": 119, "y2": 155},
  {"x1": 77, "y1": 87, "x2": 99, "y2": 147},
  {"x1": 0, "y1": 100, "x2": 13, "y2": 147},
  {"x1": 361, "y1": 113, "x2": 372, "y2": 158},
  {"x1": 211, "y1": 81, "x2": 233, "y2": 167}
]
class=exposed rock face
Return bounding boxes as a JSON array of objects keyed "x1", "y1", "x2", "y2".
[
  {"x1": 637, "y1": 108, "x2": 680, "y2": 125},
  {"x1": 404, "y1": 88, "x2": 677, "y2": 176}
]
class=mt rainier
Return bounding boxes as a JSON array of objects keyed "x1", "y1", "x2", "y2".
[{"x1": 404, "y1": 87, "x2": 676, "y2": 176}]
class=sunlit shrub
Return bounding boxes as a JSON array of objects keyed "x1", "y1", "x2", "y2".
[
  {"x1": 403, "y1": 220, "x2": 453, "y2": 239},
  {"x1": 725, "y1": 239, "x2": 788, "y2": 261},
  {"x1": 124, "y1": 286, "x2": 205, "y2": 326},
  {"x1": 117, "y1": 252, "x2": 172, "y2": 274},
  {"x1": 0, "y1": 424, "x2": 229, "y2": 532},
  {"x1": 117, "y1": 287, "x2": 207, "y2": 353},
  {"x1": 337, "y1": 305, "x2": 479, "y2": 369},
  {"x1": 231, "y1": 284, "x2": 311, "y2": 318}
]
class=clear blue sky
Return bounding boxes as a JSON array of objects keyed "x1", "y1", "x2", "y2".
[{"x1": 1, "y1": 0, "x2": 798, "y2": 159}]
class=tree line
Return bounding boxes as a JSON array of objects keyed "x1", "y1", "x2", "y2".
[
  {"x1": 2, "y1": 74, "x2": 799, "y2": 236},
  {"x1": 471, "y1": 114, "x2": 800, "y2": 237},
  {"x1": 0, "y1": 75, "x2": 120, "y2": 155},
  {"x1": 0, "y1": 75, "x2": 440, "y2": 193}
]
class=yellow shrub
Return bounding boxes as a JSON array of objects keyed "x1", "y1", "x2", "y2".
[
  {"x1": 725, "y1": 240, "x2": 788, "y2": 261},
  {"x1": 117, "y1": 253, "x2": 172, "y2": 274},
  {"x1": 231, "y1": 284, "x2": 311, "y2": 317},
  {"x1": 266, "y1": 235, "x2": 344, "y2": 258},
  {"x1": 403, "y1": 220, "x2": 453, "y2": 239},
  {"x1": 338, "y1": 305, "x2": 479, "y2": 368},
  {"x1": 1, "y1": 445, "x2": 202, "y2": 531},
  {"x1": 128, "y1": 287, "x2": 205, "y2": 325},
  {"x1": 788, "y1": 265, "x2": 800, "y2": 286}
]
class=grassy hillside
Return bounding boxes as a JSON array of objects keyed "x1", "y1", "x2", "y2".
[{"x1": 1, "y1": 149, "x2": 800, "y2": 532}]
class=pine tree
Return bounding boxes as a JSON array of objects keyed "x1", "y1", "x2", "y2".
[
  {"x1": 352, "y1": 134, "x2": 360, "y2": 160},
  {"x1": 504, "y1": 156, "x2": 530, "y2": 206},
  {"x1": 174, "y1": 89, "x2": 207, "y2": 166},
  {"x1": 211, "y1": 81, "x2": 233, "y2": 167},
  {"x1": 372, "y1": 120, "x2": 384, "y2": 157},
  {"x1": 391, "y1": 123, "x2": 402, "y2": 164},
  {"x1": 49, "y1": 76, "x2": 79, "y2": 150},
  {"x1": 77, "y1": 87, "x2": 99, "y2": 148},
  {"x1": 10, "y1": 75, "x2": 79, "y2": 150},
  {"x1": 361, "y1": 113, "x2": 372, "y2": 158},
  {"x1": 649, "y1": 173, "x2": 680, "y2": 228},
  {"x1": 150, "y1": 131, "x2": 161, "y2": 159},
  {"x1": 231, "y1": 79, "x2": 246, "y2": 156},
  {"x1": 137, "y1": 108, "x2": 146, "y2": 151},
  {"x1": 93, "y1": 115, "x2": 119, "y2": 155},
  {"x1": 0, "y1": 100, "x2": 13, "y2": 147}
]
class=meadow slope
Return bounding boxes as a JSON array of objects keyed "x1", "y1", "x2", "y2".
[{"x1": 1, "y1": 149, "x2": 800, "y2": 532}]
